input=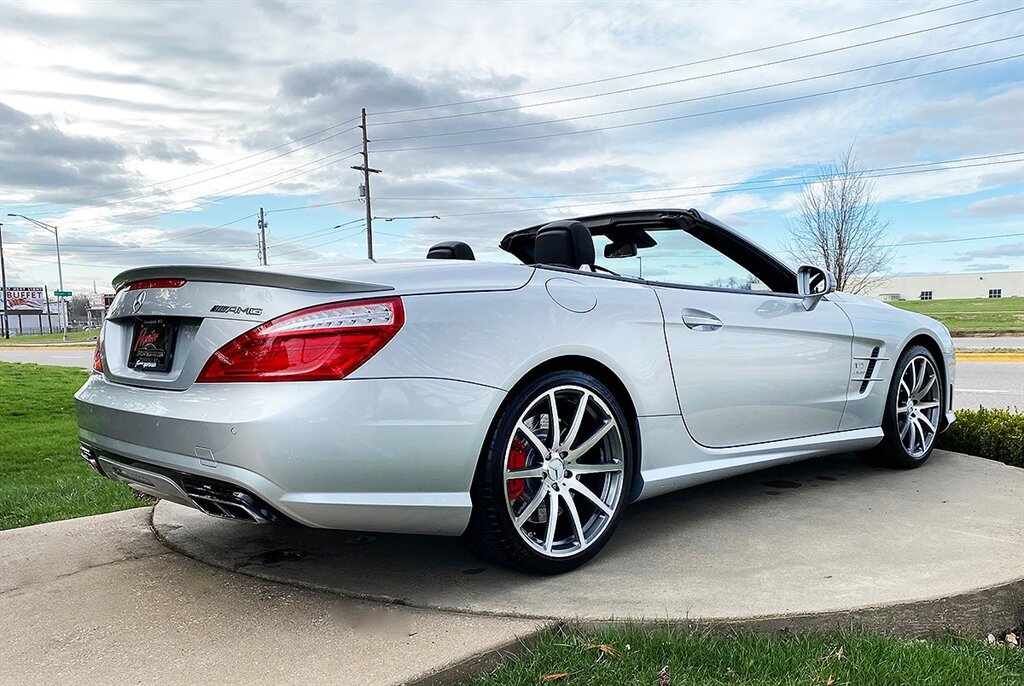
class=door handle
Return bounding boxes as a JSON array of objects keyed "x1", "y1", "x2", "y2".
[{"x1": 681, "y1": 309, "x2": 723, "y2": 331}]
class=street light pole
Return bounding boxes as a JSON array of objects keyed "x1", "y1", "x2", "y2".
[
  {"x1": 7, "y1": 213, "x2": 66, "y2": 341},
  {"x1": 373, "y1": 215, "x2": 441, "y2": 222},
  {"x1": 0, "y1": 220, "x2": 8, "y2": 339}
]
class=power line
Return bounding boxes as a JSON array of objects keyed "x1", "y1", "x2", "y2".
[
  {"x1": 374, "y1": 54, "x2": 1024, "y2": 154},
  {"x1": 374, "y1": 35, "x2": 1023, "y2": 143},
  {"x1": 149, "y1": 212, "x2": 259, "y2": 245},
  {"x1": 55, "y1": 147, "x2": 361, "y2": 230},
  {"x1": 372, "y1": 5, "x2": 1020, "y2": 127},
  {"x1": 15, "y1": 127, "x2": 360, "y2": 216},
  {"x1": 8, "y1": 250, "x2": 254, "y2": 269},
  {"x1": 377, "y1": 152, "x2": 1024, "y2": 202},
  {"x1": 267, "y1": 199, "x2": 364, "y2": 214},
  {"x1": 95, "y1": 147, "x2": 361, "y2": 225},
  {"x1": 426, "y1": 158, "x2": 1024, "y2": 219},
  {"x1": 370, "y1": 0, "x2": 982, "y2": 116},
  {"x1": 15, "y1": 119, "x2": 362, "y2": 211},
  {"x1": 9, "y1": 243, "x2": 251, "y2": 252},
  {"x1": 271, "y1": 217, "x2": 366, "y2": 248},
  {"x1": 271, "y1": 226, "x2": 367, "y2": 261},
  {"x1": 890, "y1": 233, "x2": 1022, "y2": 248}
]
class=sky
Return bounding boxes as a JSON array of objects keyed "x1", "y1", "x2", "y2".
[{"x1": 0, "y1": 0, "x2": 1022, "y2": 294}]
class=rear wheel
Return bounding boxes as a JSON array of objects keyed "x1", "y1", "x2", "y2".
[
  {"x1": 860, "y1": 345, "x2": 943, "y2": 469},
  {"x1": 462, "y1": 370, "x2": 633, "y2": 574}
]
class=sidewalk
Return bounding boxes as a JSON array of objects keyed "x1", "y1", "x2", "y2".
[
  {"x1": 0, "y1": 509, "x2": 542, "y2": 686},
  {"x1": 953, "y1": 336, "x2": 1024, "y2": 350}
]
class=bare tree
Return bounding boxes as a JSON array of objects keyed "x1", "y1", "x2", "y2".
[
  {"x1": 706, "y1": 275, "x2": 756, "y2": 290},
  {"x1": 68, "y1": 293, "x2": 90, "y2": 319},
  {"x1": 784, "y1": 147, "x2": 894, "y2": 294}
]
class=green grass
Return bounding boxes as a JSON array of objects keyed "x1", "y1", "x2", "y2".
[
  {"x1": 3, "y1": 327, "x2": 100, "y2": 344},
  {"x1": 888, "y1": 297, "x2": 1024, "y2": 335},
  {"x1": 0, "y1": 362, "x2": 144, "y2": 530},
  {"x1": 465, "y1": 625, "x2": 1024, "y2": 686}
]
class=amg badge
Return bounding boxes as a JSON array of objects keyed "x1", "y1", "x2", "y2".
[{"x1": 210, "y1": 305, "x2": 263, "y2": 316}]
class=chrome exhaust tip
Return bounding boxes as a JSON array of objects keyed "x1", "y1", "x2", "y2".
[
  {"x1": 181, "y1": 480, "x2": 272, "y2": 524},
  {"x1": 79, "y1": 443, "x2": 106, "y2": 477}
]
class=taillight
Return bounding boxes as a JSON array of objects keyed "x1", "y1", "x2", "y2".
[
  {"x1": 197, "y1": 297, "x2": 404, "y2": 383},
  {"x1": 93, "y1": 324, "x2": 104, "y2": 373},
  {"x1": 124, "y1": 278, "x2": 187, "y2": 291}
]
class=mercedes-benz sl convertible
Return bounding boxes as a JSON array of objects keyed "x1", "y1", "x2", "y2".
[{"x1": 76, "y1": 209, "x2": 955, "y2": 573}]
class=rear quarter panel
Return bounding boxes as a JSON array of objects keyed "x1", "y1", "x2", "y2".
[{"x1": 351, "y1": 270, "x2": 679, "y2": 417}]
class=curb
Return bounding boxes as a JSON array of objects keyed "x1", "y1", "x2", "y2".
[
  {"x1": 405, "y1": 628, "x2": 554, "y2": 686},
  {"x1": 402, "y1": 577, "x2": 1024, "y2": 685},
  {"x1": 955, "y1": 352, "x2": 1024, "y2": 361}
]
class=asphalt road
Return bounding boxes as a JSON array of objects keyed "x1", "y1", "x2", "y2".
[
  {"x1": 0, "y1": 347, "x2": 93, "y2": 367},
  {"x1": 1, "y1": 346, "x2": 1020, "y2": 410},
  {"x1": 954, "y1": 361, "x2": 1023, "y2": 411}
]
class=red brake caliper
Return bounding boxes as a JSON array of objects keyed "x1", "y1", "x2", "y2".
[{"x1": 506, "y1": 438, "x2": 528, "y2": 500}]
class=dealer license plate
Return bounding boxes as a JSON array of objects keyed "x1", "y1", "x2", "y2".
[{"x1": 128, "y1": 318, "x2": 178, "y2": 372}]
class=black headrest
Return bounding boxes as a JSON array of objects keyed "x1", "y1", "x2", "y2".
[
  {"x1": 534, "y1": 221, "x2": 595, "y2": 269},
  {"x1": 426, "y1": 241, "x2": 475, "y2": 260}
]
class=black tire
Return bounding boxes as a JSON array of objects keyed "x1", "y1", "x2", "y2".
[
  {"x1": 462, "y1": 370, "x2": 634, "y2": 574},
  {"x1": 859, "y1": 344, "x2": 944, "y2": 469}
]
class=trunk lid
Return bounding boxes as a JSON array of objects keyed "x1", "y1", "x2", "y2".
[{"x1": 99, "y1": 260, "x2": 533, "y2": 390}]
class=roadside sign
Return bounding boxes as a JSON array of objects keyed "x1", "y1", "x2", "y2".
[{"x1": 54, "y1": 290, "x2": 72, "y2": 297}]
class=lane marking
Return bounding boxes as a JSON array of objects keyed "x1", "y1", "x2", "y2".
[{"x1": 956, "y1": 389, "x2": 1019, "y2": 395}]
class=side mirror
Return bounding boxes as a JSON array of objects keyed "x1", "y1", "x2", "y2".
[
  {"x1": 796, "y1": 265, "x2": 836, "y2": 311},
  {"x1": 603, "y1": 242, "x2": 638, "y2": 259}
]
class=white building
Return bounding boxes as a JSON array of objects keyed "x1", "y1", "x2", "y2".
[{"x1": 865, "y1": 271, "x2": 1024, "y2": 301}]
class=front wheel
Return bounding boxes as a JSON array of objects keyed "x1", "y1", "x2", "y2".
[
  {"x1": 860, "y1": 344, "x2": 944, "y2": 469},
  {"x1": 462, "y1": 371, "x2": 633, "y2": 574}
]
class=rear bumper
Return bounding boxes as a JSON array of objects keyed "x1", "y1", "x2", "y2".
[{"x1": 75, "y1": 374, "x2": 506, "y2": 535}]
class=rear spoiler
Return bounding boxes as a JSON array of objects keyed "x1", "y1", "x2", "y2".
[{"x1": 112, "y1": 265, "x2": 392, "y2": 294}]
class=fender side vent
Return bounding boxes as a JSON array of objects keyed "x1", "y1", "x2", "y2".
[{"x1": 859, "y1": 346, "x2": 881, "y2": 394}]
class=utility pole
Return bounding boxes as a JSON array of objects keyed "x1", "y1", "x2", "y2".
[
  {"x1": 351, "y1": 107, "x2": 382, "y2": 260},
  {"x1": 0, "y1": 220, "x2": 8, "y2": 339},
  {"x1": 257, "y1": 207, "x2": 269, "y2": 266}
]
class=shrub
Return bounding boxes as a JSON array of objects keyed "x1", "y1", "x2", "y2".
[{"x1": 938, "y1": 408, "x2": 1024, "y2": 468}]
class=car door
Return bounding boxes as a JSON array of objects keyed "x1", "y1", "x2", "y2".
[
  {"x1": 654, "y1": 285, "x2": 853, "y2": 448},
  {"x1": 594, "y1": 212, "x2": 856, "y2": 449}
]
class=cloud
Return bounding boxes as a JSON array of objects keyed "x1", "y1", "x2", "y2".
[
  {"x1": 5, "y1": 90, "x2": 246, "y2": 117},
  {"x1": 963, "y1": 262, "x2": 1012, "y2": 271},
  {"x1": 1, "y1": 0, "x2": 1021, "y2": 289},
  {"x1": 949, "y1": 193, "x2": 1024, "y2": 218},
  {"x1": 949, "y1": 242, "x2": 1024, "y2": 261},
  {"x1": 0, "y1": 102, "x2": 135, "y2": 201},
  {"x1": 140, "y1": 140, "x2": 203, "y2": 165},
  {"x1": 900, "y1": 232, "x2": 951, "y2": 243}
]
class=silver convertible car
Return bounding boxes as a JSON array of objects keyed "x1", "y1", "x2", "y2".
[{"x1": 76, "y1": 209, "x2": 955, "y2": 573}]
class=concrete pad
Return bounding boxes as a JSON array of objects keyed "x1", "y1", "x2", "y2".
[
  {"x1": 0, "y1": 509, "x2": 543, "y2": 685},
  {"x1": 154, "y1": 451, "x2": 1024, "y2": 625}
]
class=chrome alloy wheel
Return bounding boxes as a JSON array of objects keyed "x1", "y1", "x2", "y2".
[
  {"x1": 896, "y1": 355, "x2": 941, "y2": 459},
  {"x1": 502, "y1": 385, "x2": 626, "y2": 558}
]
